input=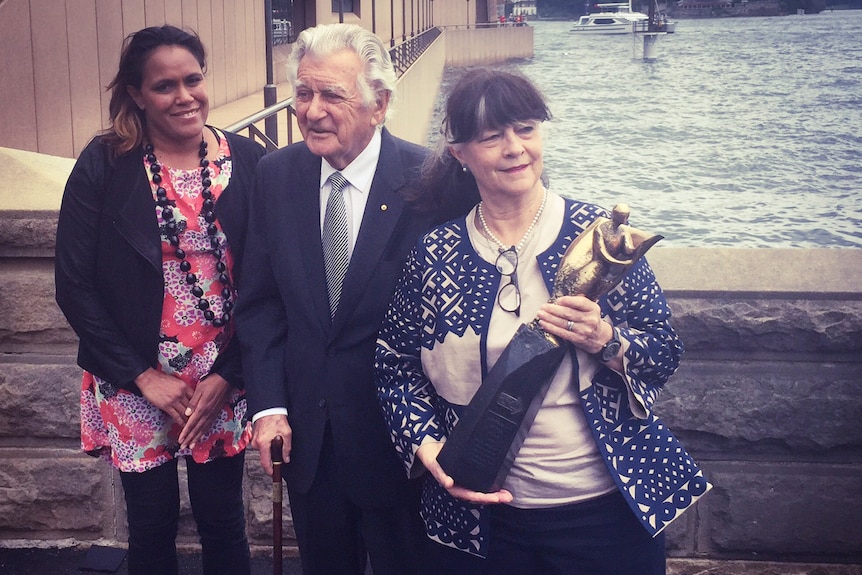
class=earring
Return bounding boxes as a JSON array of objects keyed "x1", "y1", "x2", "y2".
[{"x1": 461, "y1": 165, "x2": 469, "y2": 173}]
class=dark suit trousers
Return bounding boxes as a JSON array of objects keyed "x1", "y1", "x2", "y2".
[
  {"x1": 286, "y1": 423, "x2": 426, "y2": 575},
  {"x1": 419, "y1": 491, "x2": 665, "y2": 575}
]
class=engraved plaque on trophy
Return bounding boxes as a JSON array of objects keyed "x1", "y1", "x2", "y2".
[
  {"x1": 436, "y1": 324, "x2": 566, "y2": 492},
  {"x1": 436, "y1": 204, "x2": 663, "y2": 493}
]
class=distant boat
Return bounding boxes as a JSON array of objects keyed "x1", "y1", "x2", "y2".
[
  {"x1": 570, "y1": 1, "x2": 649, "y2": 34},
  {"x1": 570, "y1": 0, "x2": 677, "y2": 35}
]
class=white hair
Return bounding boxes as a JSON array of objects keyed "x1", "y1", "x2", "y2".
[{"x1": 286, "y1": 24, "x2": 398, "y2": 123}]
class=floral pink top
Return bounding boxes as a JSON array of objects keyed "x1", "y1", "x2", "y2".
[{"x1": 80, "y1": 128, "x2": 250, "y2": 472}]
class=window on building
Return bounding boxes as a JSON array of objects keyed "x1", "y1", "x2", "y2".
[
  {"x1": 331, "y1": 0, "x2": 355, "y2": 13},
  {"x1": 272, "y1": 0, "x2": 297, "y2": 43}
]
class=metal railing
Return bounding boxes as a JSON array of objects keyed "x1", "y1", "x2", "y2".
[
  {"x1": 225, "y1": 99, "x2": 297, "y2": 152},
  {"x1": 390, "y1": 27, "x2": 441, "y2": 76},
  {"x1": 225, "y1": 28, "x2": 441, "y2": 149}
]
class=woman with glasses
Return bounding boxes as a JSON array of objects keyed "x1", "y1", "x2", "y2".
[{"x1": 375, "y1": 69, "x2": 708, "y2": 575}]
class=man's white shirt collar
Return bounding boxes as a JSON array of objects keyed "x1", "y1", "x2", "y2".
[{"x1": 319, "y1": 128, "x2": 382, "y2": 194}]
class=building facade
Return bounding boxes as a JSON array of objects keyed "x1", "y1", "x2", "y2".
[{"x1": 0, "y1": 0, "x2": 497, "y2": 158}]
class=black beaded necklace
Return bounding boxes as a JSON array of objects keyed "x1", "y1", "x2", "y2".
[{"x1": 145, "y1": 136, "x2": 233, "y2": 328}]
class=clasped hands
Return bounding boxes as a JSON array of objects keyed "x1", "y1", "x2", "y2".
[{"x1": 135, "y1": 367, "x2": 232, "y2": 450}]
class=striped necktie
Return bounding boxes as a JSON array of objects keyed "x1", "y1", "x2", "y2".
[{"x1": 322, "y1": 172, "x2": 350, "y2": 317}]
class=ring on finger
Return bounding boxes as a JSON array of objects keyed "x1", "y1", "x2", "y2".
[{"x1": 566, "y1": 320, "x2": 575, "y2": 332}]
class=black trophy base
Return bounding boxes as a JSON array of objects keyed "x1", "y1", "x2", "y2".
[{"x1": 437, "y1": 323, "x2": 566, "y2": 493}]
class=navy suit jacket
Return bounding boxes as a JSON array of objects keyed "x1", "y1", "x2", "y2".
[{"x1": 236, "y1": 128, "x2": 434, "y2": 507}]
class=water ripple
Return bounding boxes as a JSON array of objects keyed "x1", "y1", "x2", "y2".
[{"x1": 431, "y1": 12, "x2": 862, "y2": 247}]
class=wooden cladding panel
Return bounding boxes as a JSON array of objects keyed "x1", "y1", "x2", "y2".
[
  {"x1": 209, "y1": 0, "x2": 228, "y2": 107},
  {"x1": 0, "y1": 0, "x2": 265, "y2": 157},
  {"x1": 95, "y1": 1, "x2": 125, "y2": 132},
  {"x1": 0, "y1": 0, "x2": 38, "y2": 151},
  {"x1": 67, "y1": 2, "x2": 104, "y2": 154},
  {"x1": 196, "y1": 0, "x2": 216, "y2": 107},
  {"x1": 122, "y1": 0, "x2": 146, "y2": 36},
  {"x1": 144, "y1": 0, "x2": 166, "y2": 27},
  {"x1": 31, "y1": 0, "x2": 73, "y2": 157},
  {"x1": 248, "y1": 0, "x2": 262, "y2": 99},
  {"x1": 164, "y1": 0, "x2": 182, "y2": 25},
  {"x1": 182, "y1": 0, "x2": 199, "y2": 38},
  {"x1": 223, "y1": 0, "x2": 240, "y2": 104}
]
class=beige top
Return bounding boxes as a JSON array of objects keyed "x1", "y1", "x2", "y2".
[{"x1": 466, "y1": 192, "x2": 617, "y2": 508}]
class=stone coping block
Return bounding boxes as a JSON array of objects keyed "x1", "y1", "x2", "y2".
[
  {"x1": 0, "y1": 147, "x2": 73, "y2": 212},
  {"x1": 659, "y1": 360, "x2": 862, "y2": 454},
  {"x1": 698, "y1": 462, "x2": 862, "y2": 560},
  {"x1": 2, "y1": 145, "x2": 862, "y2": 295},
  {"x1": 0, "y1": 451, "x2": 113, "y2": 534},
  {"x1": 0, "y1": 147, "x2": 73, "y2": 257},
  {"x1": 648, "y1": 247, "x2": 862, "y2": 298}
]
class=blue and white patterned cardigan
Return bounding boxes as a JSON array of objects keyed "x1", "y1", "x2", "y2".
[{"x1": 375, "y1": 198, "x2": 711, "y2": 558}]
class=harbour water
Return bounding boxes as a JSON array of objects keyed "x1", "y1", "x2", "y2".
[{"x1": 432, "y1": 12, "x2": 862, "y2": 247}]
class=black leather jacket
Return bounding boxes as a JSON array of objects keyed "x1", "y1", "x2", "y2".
[{"x1": 55, "y1": 130, "x2": 265, "y2": 392}]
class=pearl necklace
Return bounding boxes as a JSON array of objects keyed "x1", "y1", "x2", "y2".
[
  {"x1": 477, "y1": 187, "x2": 548, "y2": 254},
  {"x1": 145, "y1": 136, "x2": 233, "y2": 328}
]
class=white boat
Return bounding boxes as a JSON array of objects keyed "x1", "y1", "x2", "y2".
[
  {"x1": 569, "y1": 1, "x2": 649, "y2": 34},
  {"x1": 569, "y1": 0, "x2": 677, "y2": 35}
]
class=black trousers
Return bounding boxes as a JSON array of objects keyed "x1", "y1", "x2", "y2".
[
  {"x1": 286, "y1": 424, "x2": 425, "y2": 575},
  {"x1": 119, "y1": 453, "x2": 250, "y2": 575},
  {"x1": 421, "y1": 491, "x2": 666, "y2": 575}
]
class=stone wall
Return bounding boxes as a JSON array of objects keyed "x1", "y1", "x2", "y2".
[
  {"x1": 1, "y1": 147, "x2": 860, "y2": 566},
  {"x1": 647, "y1": 248, "x2": 862, "y2": 563}
]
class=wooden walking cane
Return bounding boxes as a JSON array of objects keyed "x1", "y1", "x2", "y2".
[{"x1": 271, "y1": 435, "x2": 284, "y2": 575}]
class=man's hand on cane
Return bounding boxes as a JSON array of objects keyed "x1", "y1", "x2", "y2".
[
  {"x1": 271, "y1": 435, "x2": 284, "y2": 575},
  {"x1": 252, "y1": 414, "x2": 293, "y2": 476}
]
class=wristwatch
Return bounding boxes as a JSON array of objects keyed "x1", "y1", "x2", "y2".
[{"x1": 596, "y1": 327, "x2": 621, "y2": 362}]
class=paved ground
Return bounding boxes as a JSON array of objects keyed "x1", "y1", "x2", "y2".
[
  {"x1": 0, "y1": 546, "x2": 304, "y2": 575},
  {"x1": 1, "y1": 546, "x2": 860, "y2": 575}
]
